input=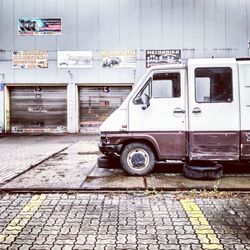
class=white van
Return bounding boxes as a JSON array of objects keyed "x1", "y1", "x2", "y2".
[{"x1": 98, "y1": 58, "x2": 250, "y2": 177}]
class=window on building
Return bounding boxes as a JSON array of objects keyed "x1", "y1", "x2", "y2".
[{"x1": 195, "y1": 67, "x2": 233, "y2": 103}]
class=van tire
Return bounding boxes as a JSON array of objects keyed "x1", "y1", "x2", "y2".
[
  {"x1": 183, "y1": 163, "x2": 223, "y2": 180},
  {"x1": 120, "y1": 143, "x2": 155, "y2": 176},
  {"x1": 97, "y1": 156, "x2": 121, "y2": 168}
]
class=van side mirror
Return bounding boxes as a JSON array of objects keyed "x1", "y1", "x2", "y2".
[{"x1": 142, "y1": 94, "x2": 150, "y2": 110}]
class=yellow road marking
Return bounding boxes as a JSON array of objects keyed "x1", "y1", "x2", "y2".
[
  {"x1": 0, "y1": 194, "x2": 46, "y2": 244},
  {"x1": 181, "y1": 199, "x2": 224, "y2": 250}
]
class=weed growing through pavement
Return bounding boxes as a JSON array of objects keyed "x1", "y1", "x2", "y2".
[
  {"x1": 212, "y1": 179, "x2": 221, "y2": 193},
  {"x1": 189, "y1": 189, "x2": 197, "y2": 198},
  {"x1": 145, "y1": 187, "x2": 158, "y2": 196}
]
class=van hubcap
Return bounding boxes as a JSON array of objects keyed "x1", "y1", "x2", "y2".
[
  {"x1": 131, "y1": 153, "x2": 145, "y2": 167},
  {"x1": 127, "y1": 148, "x2": 149, "y2": 170}
]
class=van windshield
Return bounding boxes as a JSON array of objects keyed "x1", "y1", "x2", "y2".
[{"x1": 133, "y1": 78, "x2": 152, "y2": 104}]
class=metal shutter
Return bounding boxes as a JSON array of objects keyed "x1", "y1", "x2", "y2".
[
  {"x1": 10, "y1": 86, "x2": 67, "y2": 133},
  {"x1": 79, "y1": 86, "x2": 131, "y2": 132}
]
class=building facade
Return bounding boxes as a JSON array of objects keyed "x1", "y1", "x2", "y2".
[{"x1": 0, "y1": 0, "x2": 249, "y2": 133}]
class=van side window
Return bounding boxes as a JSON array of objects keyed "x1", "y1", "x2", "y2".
[
  {"x1": 195, "y1": 67, "x2": 233, "y2": 103},
  {"x1": 152, "y1": 73, "x2": 180, "y2": 98}
]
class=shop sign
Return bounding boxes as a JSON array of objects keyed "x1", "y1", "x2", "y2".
[
  {"x1": 12, "y1": 51, "x2": 48, "y2": 69},
  {"x1": 146, "y1": 49, "x2": 181, "y2": 68},
  {"x1": 57, "y1": 51, "x2": 93, "y2": 68},
  {"x1": 18, "y1": 18, "x2": 61, "y2": 35},
  {"x1": 27, "y1": 105, "x2": 48, "y2": 113},
  {"x1": 101, "y1": 50, "x2": 136, "y2": 68}
]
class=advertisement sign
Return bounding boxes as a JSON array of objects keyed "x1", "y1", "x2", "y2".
[
  {"x1": 146, "y1": 49, "x2": 181, "y2": 68},
  {"x1": 18, "y1": 18, "x2": 61, "y2": 35},
  {"x1": 101, "y1": 50, "x2": 136, "y2": 68},
  {"x1": 57, "y1": 51, "x2": 93, "y2": 68},
  {"x1": 12, "y1": 51, "x2": 48, "y2": 69}
]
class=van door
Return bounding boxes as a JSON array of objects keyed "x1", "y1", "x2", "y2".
[
  {"x1": 188, "y1": 61, "x2": 240, "y2": 161},
  {"x1": 128, "y1": 69, "x2": 187, "y2": 160}
]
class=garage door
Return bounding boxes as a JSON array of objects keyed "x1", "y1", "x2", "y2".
[
  {"x1": 79, "y1": 86, "x2": 131, "y2": 132},
  {"x1": 10, "y1": 86, "x2": 67, "y2": 133}
]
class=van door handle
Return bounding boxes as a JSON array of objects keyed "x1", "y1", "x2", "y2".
[
  {"x1": 192, "y1": 107, "x2": 201, "y2": 114},
  {"x1": 173, "y1": 108, "x2": 185, "y2": 114},
  {"x1": 173, "y1": 108, "x2": 185, "y2": 117}
]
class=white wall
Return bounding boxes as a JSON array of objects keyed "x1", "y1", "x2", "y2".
[{"x1": 0, "y1": 0, "x2": 249, "y2": 85}]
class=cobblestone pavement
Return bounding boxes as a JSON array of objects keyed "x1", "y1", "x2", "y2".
[
  {"x1": 0, "y1": 135, "x2": 97, "y2": 185},
  {"x1": 0, "y1": 192, "x2": 249, "y2": 250}
]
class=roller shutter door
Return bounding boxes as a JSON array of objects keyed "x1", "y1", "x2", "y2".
[
  {"x1": 10, "y1": 86, "x2": 67, "y2": 133},
  {"x1": 79, "y1": 86, "x2": 131, "y2": 132}
]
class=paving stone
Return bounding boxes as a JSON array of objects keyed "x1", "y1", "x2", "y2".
[
  {"x1": 51, "y1": 245, "x2": 63, "y2": 250},
  {"x1": 191, "y1": 245, "x2": 203, "y2": 250},
  {"x1": 30, "y1": 245, "x2": 52, "y2": 250},
  {"x1": 93, "y1": 245, "x2": 105, "y2": 250},
  {"x1": 178, "y1": 239, "x2": 199, "y2": 245},
  {"x1": 75, "y1": 234, "x2": 87, "y2": 244},
  {"x1": 180, "y1": 245, "x2": 193, "y2": 250},
  {"x1": 73, "y1": 245, "x2": 95, "y2": 250},
  {"x1": 62, "y1": 245, "x2": 75, "y2": 250},
  {"x1": 159, "y1": 244, "x2": 180, "y2": 250},
  {"x1": 105, "y1": 245, "x2": 116, "y2": 250},
  {"x1": 137, "y1": 245, "x2": 150, "y2": 250},
  {"x1": 116, "y1": 244, "x2": 137, "y2": 250},
  {"x1": 19, "y1": 245, "x2": 33, "y2": 250},
  {"x1": 85, "y1": 235, "x2": 96, "y2": 245},
  {"x1": 0, "y1": 244, "x2": 10, "y2": 250},
  {"x1": 235, "y1": 245, "x2": 248, "y2": 250},
  {"x1": 55, "y1": 234, "x2": 76, "y2": 245},
  {"x1": 45, "y1": 235, "x2": 57, "y2": 245}
]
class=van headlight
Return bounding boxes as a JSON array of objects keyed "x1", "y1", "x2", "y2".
[{"x1": 100, "y1": 134, "x2": 110, "y2": 145}]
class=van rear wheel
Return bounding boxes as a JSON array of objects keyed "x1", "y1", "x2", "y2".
[{"x1": 120, "y1": 143, "x2": 155, "y2": 176}]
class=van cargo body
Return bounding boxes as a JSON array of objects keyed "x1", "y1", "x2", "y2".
[{"x1": 98, "y1": 58, "x2": 250, "y2": 176}]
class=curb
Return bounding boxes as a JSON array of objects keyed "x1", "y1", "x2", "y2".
[{"x1": 1, "y1": 186, "x2": 250, "y2": 193}]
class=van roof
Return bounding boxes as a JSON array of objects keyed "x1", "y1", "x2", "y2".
[
  {"x1": 188, "y1": 58, "x2": 236, "y2": 66},
  {"x1": 148, "y1": 58, "x2": 250, "y2": 71},
  {"x1": 147, "y1": 64, "x2": 186, "y2": 71}
]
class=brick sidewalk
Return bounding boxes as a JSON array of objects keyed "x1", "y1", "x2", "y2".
[{"x1": 0, "y1": 192, "x2": 249, "y2": 250}]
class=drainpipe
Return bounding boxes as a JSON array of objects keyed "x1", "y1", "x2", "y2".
[
  {"x1": 0, "y1": 74, "x2": 5, "y2": 133},
  {"x1": 67, "y1": 71, "x2": 78, "y2": 133}
]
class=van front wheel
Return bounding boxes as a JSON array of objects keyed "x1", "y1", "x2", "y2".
[{"x1": 120, "y1": 143, "x2": 155, "y2": 176}]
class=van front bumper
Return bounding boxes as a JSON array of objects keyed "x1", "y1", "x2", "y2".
[{"x1": 98, "y1": 143, "x2": 123, "y2": 156}]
